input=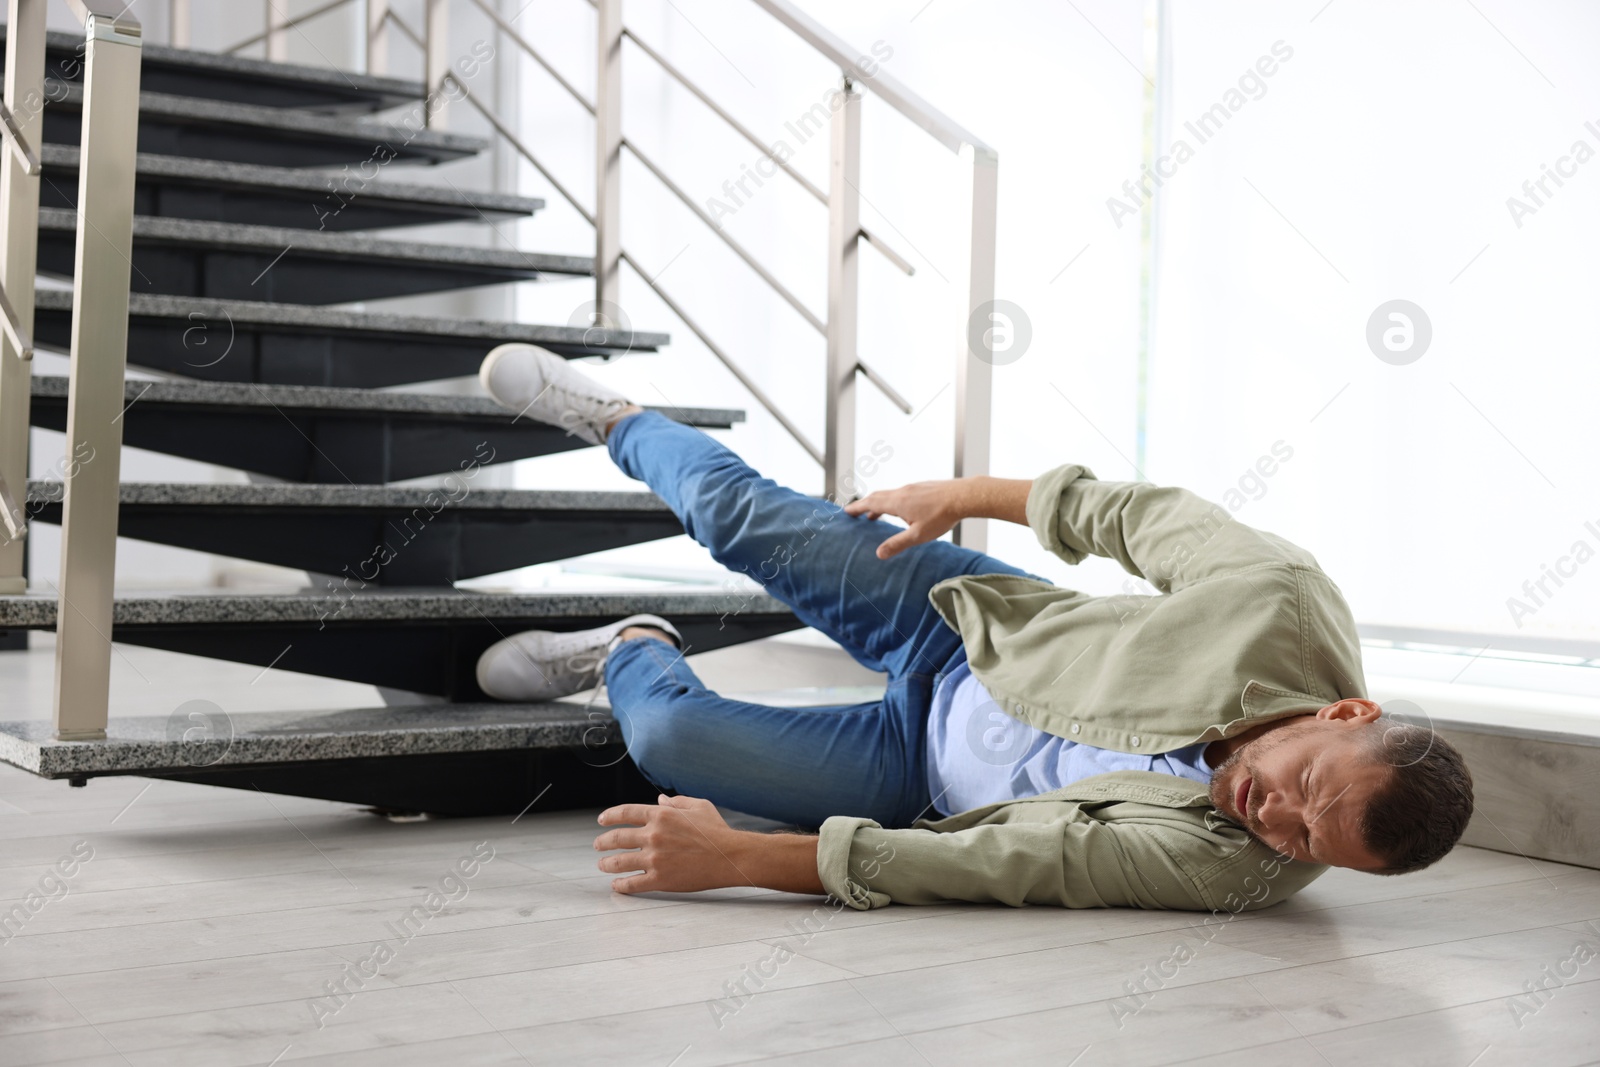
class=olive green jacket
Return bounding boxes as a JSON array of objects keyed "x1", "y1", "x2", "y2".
[{"x1": 817, "y1": 462, "x2": 1369, "y2": 911}]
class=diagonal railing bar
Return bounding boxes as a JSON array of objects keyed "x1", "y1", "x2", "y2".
[
  {"x1": 0, "y1": 97, "x2": 41, "y2": 175},
  {"x1": 466, "y1": 0, "x2": 595, "y2": 114},
  {"x1": 857, "y1": 359, "x2": 912, "y2": 414},
  {"x1": 448, "y1": 73, "x2": 595, "y2": 226},
  {"x1": 621, "y1": 248, "x2": 823, "y2": 465},
  {"x1": 859, "y1": 226, "x2": 914, "y2": 275},
  {"x1": 623, "y1": 135, "x2": 825, "y2": 334},
  {"x1": 622, "y1": 25, "x2": 912, "y2": 278},
  {"x1": 0, "y1": 275, "x2": 33, "y2": 360},
  {"x1": 622, "y1": 25, "x2": 823, "y2": 204},
  {"x1": 223, "y1": 0, "x2": 353, "y2": 54},
  {"x1": 386, "y1": 7, "x2": 425, "y2": 52}
]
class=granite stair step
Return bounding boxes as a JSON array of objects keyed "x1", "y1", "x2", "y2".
[
  {"x1": 28, "y1": 376, "x2": 736, "y2": 482},
  {"x1": 1, "y1": 27, "x2": 423, "y2": 112},
  {"x1": 36, "y1": 209, "x2": 589, "y2": 304},
  {"x1": 38, "y1": 145, "x2": 543, "y2": 232},
  {"x1": 0, "y1": 703, "x2": 657, "y2": 815},
  {"x1": 38, "y1": 83, "x2": 482, "y2": 168},
  {"x1": 25, "y1": 482, "x2": 688, "y2": 586},
  {"x1": 30, "y1": 291, "x2": 666, "y2": 386},
  {"x1": 0, "y1": 589, "x2": 799, "y2": 699}
]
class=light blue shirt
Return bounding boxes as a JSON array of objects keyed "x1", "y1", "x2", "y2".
[{"x1": 925, "y1": 660, "x2": 1214, "y2": 817}]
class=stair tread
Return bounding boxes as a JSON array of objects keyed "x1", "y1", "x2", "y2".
[
  {"x1": 29, "y1": 374, "x2": 734, "y2": 423},
  {"x1": 1, "y1": 28, "x2": 425, "y2": 111},
  {"x1": 24, "y1": 481, "x2": 674, "y2": 511},
  {"x1": 32, "y1": 290, "x2": 669, "y2": 352},
  {"x1": 41, "y1": 143, "x2": 544, "y2": 218},
  {"x1": 37, "y1": 208, "x2": 592, "y2": 276},
  {"x1": 46, "y1": 83, "x2": 484, "y2": 162},
  {"x1": 0, "y1": 703, "x2": 618, "y2": 777},
  {"x1": 0, "y1": 587, "x2": 788, "y2": 627}
]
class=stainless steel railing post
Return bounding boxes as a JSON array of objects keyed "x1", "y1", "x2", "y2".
[
  {"x1": 367, "y1": 0, "x2": 389, "y2": 76},
  {"x1": 952, "y1": 144, "x2": 998, "y2": 550},
  {"x1": 594, "y1": 0, "x2": 623, "y2": 319},
  {"x1": 51, "y1": 1, "x2": 143, "y2": 741},
  {"x1": 823, "y1": 80, "x2": 861, "y2": 503},
  {"x1": 424, "y1": 0, "x2": 450, "y2": 126},
  {"x1": 0, "y1": 0, "x2": 45, "y2": 596}
]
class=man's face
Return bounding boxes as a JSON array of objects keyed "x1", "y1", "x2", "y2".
[{"x1": 1207, "y1": 715, "x2": 1391, "y2": 871}]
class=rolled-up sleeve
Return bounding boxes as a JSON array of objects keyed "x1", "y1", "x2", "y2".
[
  {"x1": 1025, "y1": 463, "x2": 1316, "y2": 592},
  {"x1": 817, "y1": 812, "x2": 1210, "y2": 911}
]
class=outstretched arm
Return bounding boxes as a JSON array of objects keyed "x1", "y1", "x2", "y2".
[
  {"x1": 847, "y1": 464, "x2": 1316, "y2": 589},
  {"x1": 594, "y1": 794, "x2": 824, "y2": 895}
]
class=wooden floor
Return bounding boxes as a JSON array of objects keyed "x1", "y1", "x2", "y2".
[{"x1": 2, "y1": 638, "x2": 1598, "y2": 1066}]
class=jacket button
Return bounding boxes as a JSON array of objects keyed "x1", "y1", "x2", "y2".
[
  {"x1": 1131, "y1": 736, "x2": 1141, "y2": 746},
  {"x1": 1071, "y1": 723, "x2": 1080, "y2": 734}
]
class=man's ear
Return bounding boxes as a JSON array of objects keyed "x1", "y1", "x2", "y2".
[{"x1": 1316, "y1": 698, "x2": 1382, "y2": 725}]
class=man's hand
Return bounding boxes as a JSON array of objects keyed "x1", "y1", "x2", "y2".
[
  {"x1": 844, "y1": 480, "x2": 969, "y2": 559},
  {"x1": 594, "y1": 794, "x2": 751, "y2": 894},
  {"x1": 844, "y1": 476, "x2": 1034, "y2": 559},
  {"x1": 593, "y1": 794, "x2": 826, "y2": 897}
]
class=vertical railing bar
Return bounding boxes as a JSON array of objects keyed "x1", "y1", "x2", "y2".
[
  {"x1": 169, "y1": 0, "x2": 190, "y2": 47},
  {"x1": 952, "y1": 144, "x2": 997, "y2": 550},
  {"x1": 423, "y1": 0, "x2": 450, "y2": 127},
  {"x1": 265, "y1": 0, "x2": 289, "y2": 60},
  {"x1": 366, "y1": 0, "x2": 389, "y2": 75},
  {"x1": 823, "y1": 78, "x2": 860, "y2": 501},
  {"x1": 594, "y1": 0, "x2": 623, "y2": 322},
  {"x1": 0, "y1": 0, "x2": 44, "y2": 597},
  {"x1": 51, "y1": 2, "x2": 143, "y2": 741}
]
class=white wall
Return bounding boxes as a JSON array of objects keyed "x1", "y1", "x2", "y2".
[{"x1": 25, "y1": 0, "x2": 1598, "y2": 658}]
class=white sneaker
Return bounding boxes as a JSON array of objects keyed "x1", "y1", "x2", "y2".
[
  {"x1": 479, "y1": 343, "x2": 632, "y2": 446},
  {"x1": 475, "y1": 614, "x2": 682, "y2": 702}
]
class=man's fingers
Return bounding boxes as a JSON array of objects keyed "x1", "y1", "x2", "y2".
[
  {"x1": 842, "y1": 495, "x2": 878, "y2": 517},
  {"x1": 593, "y1": 827, "x2": 645, "y2": 851},
  {"x1": 876, "y1": 529, "x2": 921, "y2": 560},
  {"x1": 597, "y1": 803, "x2": 656, "y2": 826},
  {"x1": 611, "y1": 872, "x2": 656, "y2": 894},
  {"x1": 598, "y1": 850, "x2": 647, "y2": 874}
]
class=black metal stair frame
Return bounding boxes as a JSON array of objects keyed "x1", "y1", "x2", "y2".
[
  {"x1": 29, "y1": 377, "x2": 739, "y2": 482},
  {"x1": 39, "y1": 145, "x2": 547, "y2": 231},
  {"x1": 0, "y1": 34, "x2": 795, "y2": 813},
  {"x1": 0, "y1": 591, "x2": 798, "y2": 701},
  {"x1": 36, "y1": 210, "x2": 591, "y2": 304},
  {"x1": 0, "y1": 27, "x2": 423, "y2": 111},
  {"x1": 25, "y1": 482, "x2": 691, "y2": 586},
  {"x1": 39, "y1": 84, "x2": 482, "y2": 168},
  {"x1": 30, "y1": 292, "x2": 669, "y2": 387}
]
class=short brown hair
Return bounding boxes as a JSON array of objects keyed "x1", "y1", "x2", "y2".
[{"x1": 1359, "y1": 724, "x2": 1474, "y2": 875}]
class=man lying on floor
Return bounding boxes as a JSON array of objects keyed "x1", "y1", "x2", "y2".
[{"x1": 472, "y1": 344, "x2": 1475, "y2": 913}]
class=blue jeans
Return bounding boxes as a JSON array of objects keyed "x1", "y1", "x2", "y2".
[{"x1": 602, "y1": 412, "x2": 1030, "y2": 830}]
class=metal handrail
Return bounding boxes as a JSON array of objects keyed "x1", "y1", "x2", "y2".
[{"x1": 750, "y1": 0, "x2": 996, "y2": 162}]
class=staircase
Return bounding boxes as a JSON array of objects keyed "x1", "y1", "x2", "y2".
[{"x1": 0, "y1": 20, "x2": 798, "y2": 815}]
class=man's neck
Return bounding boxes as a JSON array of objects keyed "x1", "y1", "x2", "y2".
[{"x1": 1205, "y1": 713, "x2": 1307, "y2": 767}]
